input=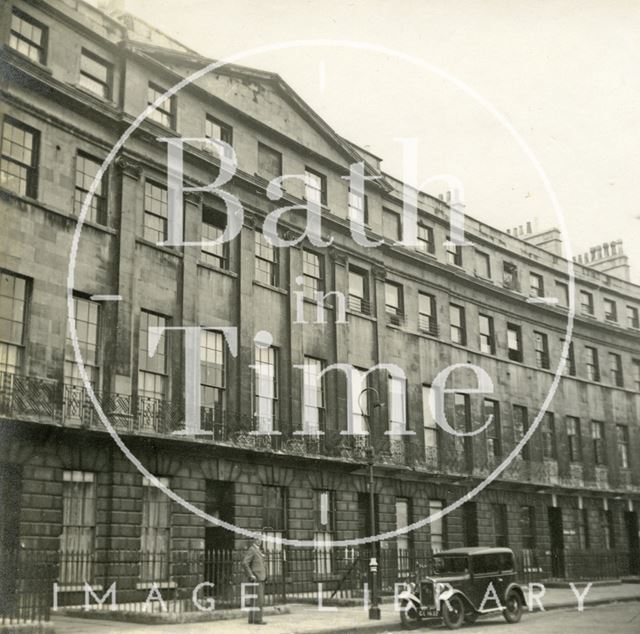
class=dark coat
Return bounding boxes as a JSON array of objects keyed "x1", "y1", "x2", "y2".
[{"x1": 243, "y1": 543, "x2": 267, "y2": 582}]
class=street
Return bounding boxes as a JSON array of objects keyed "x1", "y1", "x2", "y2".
[
  {"x1": 447, "y1": 603, "x2": 640, "y2": 634},
  {"x1": 51, "y1": 601, "x2": 640, "y2": 634}
]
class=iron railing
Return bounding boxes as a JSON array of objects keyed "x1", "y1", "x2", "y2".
[
  {"x1": 4, "y1": 546, "x2": 636, "y2": 621},
  {"x1": 0, "y1": 551, "x2": 54, "y2": 625},
  {"x1": 0, "y1": 372, "x2": 635, "y2": 490}
]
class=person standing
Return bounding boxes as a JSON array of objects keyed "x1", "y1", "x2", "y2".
[{"x1": 243, "y1": 534, "x2": 267, "y2": 624}]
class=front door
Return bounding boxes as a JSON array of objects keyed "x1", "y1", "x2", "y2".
[
  {"x1": 204, "y1": 481, "x2": 234, "y2": 605},
  {"x1": 548, "y1": 507, "x2": 565, "y2": 578},
  {"x1": 0, "y1": 464, "x2": 22, "y2": 613},
  {"x1": 463, "y1": 502, "x2": 479, "y2": 547},
  {"x1": 624, "y1": 511, "x2": 640, "y2": 575},
  {"x1": 358, "y1": 492, "x2": 379, "y2": 561}
]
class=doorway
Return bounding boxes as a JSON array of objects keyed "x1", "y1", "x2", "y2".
[
  {"x1": 624, "y1": 511, "x2": 639, "y2": 575},
  {"x1": 203, "y1": 481, "x2": 234, "y2": 605},
  {"x1": 463, "y1": 502, "x2": 479, "y2": 547},
  {"x1": 0, "y1": 464, "x2": 22, "y2": 612},
  {"x1": 548, "y1": 507, "x2": 565, "y2": 578}
]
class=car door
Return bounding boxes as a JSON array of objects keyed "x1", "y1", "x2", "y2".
[
  {"x1": 493, "y1": 553, "x2": 513, "y2": 604},
  {"x1": 472, "y1": 554, "x2": 502, "y2": 611}
]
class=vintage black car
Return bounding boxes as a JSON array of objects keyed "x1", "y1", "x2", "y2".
[{"x1": 398, "y1": 547, "x2": 526, "y2": 629}]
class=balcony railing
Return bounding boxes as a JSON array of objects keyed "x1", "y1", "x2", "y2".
[{"x1": 1, "y1": 372, "x2": 637, "y2": 491}]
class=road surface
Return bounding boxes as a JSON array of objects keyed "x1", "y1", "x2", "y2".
[{"x1": 52, "y1": 601, "x2": 640, "y2": 634}]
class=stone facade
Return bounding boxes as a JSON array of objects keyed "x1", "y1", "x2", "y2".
[{"x1": 1, "y1": 0, "x2": 639, "y2": 591}]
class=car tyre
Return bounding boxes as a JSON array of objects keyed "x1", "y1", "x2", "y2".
[
  {"x1": 399, "y1": 599, "x2": 422, "y2": 630},
  {"x1": 503, "y1": 590, "x2": 523, "y2": 624},
  {"x1": 442, "y1": 595, "x2": 465, "y2": 630},
  {"x1": 464, "y1": 611, "x2": 478, "y2": 625}
]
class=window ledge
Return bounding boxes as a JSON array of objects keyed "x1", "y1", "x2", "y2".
[
  {"x1": 4, "y1": 47, "x2": 53, "y2": 76},
  {"x1": 74, "y1": 215, "x2": 117, "y2": 235},
  {"x1": 253, "y1": 280, "x2": 287, "y2": 295},
  {"x1": 346, "y1": 309, "x2": 377, "y2": 323},
  {"x1": 140, "y1": 118, "x2": 178, "y2": 137},
  {"x1": 0, "y1": 187, "x2": 117, "y2": 234},
  {"x1": 197, "y1": 261, "x2": 237, "y2": 278},
  {"x1": 303, "y1": 296, "x2": 335, "y2": 310},
  {"x1": 73, "y1": 83, "x2": 115, "y2": 106},
  {"x1": 414, "y1": 329, "x2": 440, "y2": 342},
  {"x1": 136, "y1": 238, "x2": 183, "y2": 258}
]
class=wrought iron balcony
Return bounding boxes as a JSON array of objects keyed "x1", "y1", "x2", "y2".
[{"x1": 3, "y1": 373, "x2": 633, "y2": 489}]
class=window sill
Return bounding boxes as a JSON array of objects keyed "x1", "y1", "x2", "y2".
[
  {"x1": 73, "y1": 83, "x2": 115, "y2": 106},
  {"x1": 253, "y1": 280, "x2": 287, "y2": 295},
  {"x1": 72, "y1": 214, "x2": 117, "y2": 235},
  {"x1": 415, "y1": 328, "x2": 440, "y2": 341},
  {"x1": 197, "y1": 260, "x2": 237, "y2": 278},
  {"x1": 346, "y1": 309, "x2": 376, "y2": 323},
  {"x1": 4, "y1": 47, "x2": 53, "y2": 75},
  {"x1": 0, "y1": 187, "x2": 117, "y2": 234},
  {"x1": 141, "y1": 117, "x2": 178, "y2": 137},
  {"x1": 136, "y1": 238, "x2": 183, "y2": 258},
  {"x1": 303, "y1": 295, "x2": 335, "y2": 310}
]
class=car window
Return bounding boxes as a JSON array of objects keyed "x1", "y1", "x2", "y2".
[
  {"x1": 473, "y1": 554, "x2": 501, "y2": 574},
  {"x1": 433, "y1": 556, "x2": 469, "y2": 575},
  {"x1": 499, "y1": 553, "x2": 514, "y2": 572}
]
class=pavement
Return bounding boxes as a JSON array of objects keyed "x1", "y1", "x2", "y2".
[{"x1": 50, "y1": 583, "x2": 640, "y2": 634}]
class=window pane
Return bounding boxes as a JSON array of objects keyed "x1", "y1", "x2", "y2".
[
  {"x1": 143, "y1": 181, "x2": 168, "y2": 242},
  {"x1": 1, "y1": 119, "x2": 38, "y2": 197},
  {"x1": 10, "y1": 10, "x2": 46, "y2": 64}
]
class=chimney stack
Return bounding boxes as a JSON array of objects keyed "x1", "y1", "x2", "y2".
[
  {"x1": 507, "y1": 219, "x2": 564, "y2": 256},
  {"x1": 573, "y1": 240, "x2": 630, "y2": 281}
]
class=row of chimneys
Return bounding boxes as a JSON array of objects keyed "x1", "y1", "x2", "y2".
[
  {"x1": 506, "y1": 221, "x2": 536, "y2": 237},
  {"x1": 506, "y1": 219, "x2": 630, "y2": 281},
  {"x1": 573, "y1": 240, "x2": 625, "y2": 264}
]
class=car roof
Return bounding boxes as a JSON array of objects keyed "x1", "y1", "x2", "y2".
[{"x1": 435, "y1": 547, "x2": 514, "y2": 556}]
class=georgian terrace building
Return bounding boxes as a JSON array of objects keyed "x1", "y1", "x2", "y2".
[{"x1": 1, "y1": 0, "x2": 639, "y2": 596}]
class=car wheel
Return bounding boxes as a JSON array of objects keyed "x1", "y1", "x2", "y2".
[
  {"x1": 399, "y1": 599, "x2": 422, "y2": 630},
  {"x1": 464, "y1": 611, "x2": 478, "y2": 625},
  {"x1": 442, "y1": 595, "x2": 465, "y2": 630},
  {"x1": 503, "y1": 590, "x2": 523, "y2": 624}
]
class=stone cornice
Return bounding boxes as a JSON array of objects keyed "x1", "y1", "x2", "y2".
[{"x1": 114, "y1": 155, "x2": 142, "y2": 179}]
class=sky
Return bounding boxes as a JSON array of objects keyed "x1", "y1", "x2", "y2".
[{"x1": 109, "y1": 0, "x2": 640, "y2": 283}]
